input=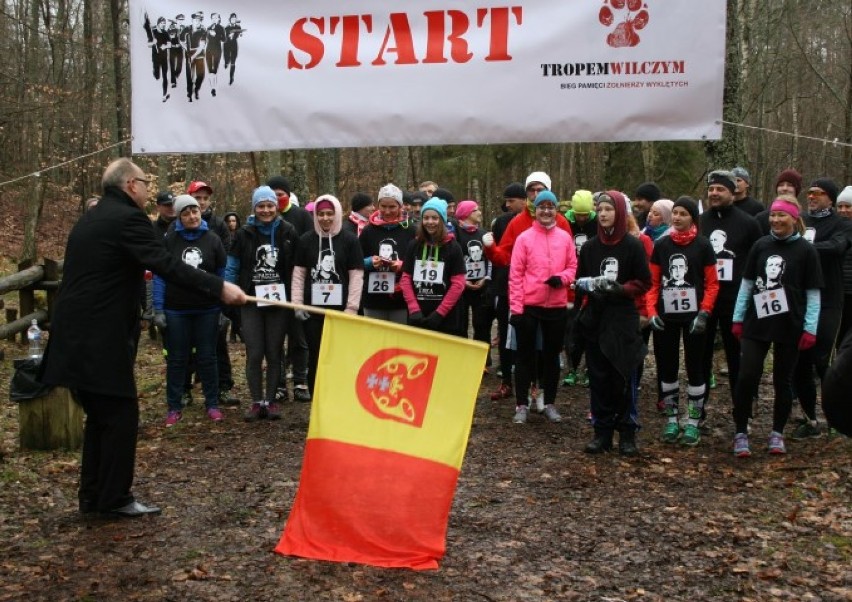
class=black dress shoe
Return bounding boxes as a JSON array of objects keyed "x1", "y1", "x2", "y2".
[
  {"x1": 79, "y1": 500, "x2": 97, "y2": 514},
  {"x1": 104, "y1": 501, "x2": 162, "y2": 518},
  {"x1": 584, "y1": 435, "x2": 613, "y2": 454}
]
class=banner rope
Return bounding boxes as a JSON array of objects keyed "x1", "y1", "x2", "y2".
[
  {"x1": 718, "y1": 120, "x2": 852, "y2": 149},
  {"x1": 0, "y1": 138, "x2": 132, "y2": 189}
]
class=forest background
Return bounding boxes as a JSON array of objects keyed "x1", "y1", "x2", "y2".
[{"x1": 0, "y1": 0, "x2": 850, "y2": 263}]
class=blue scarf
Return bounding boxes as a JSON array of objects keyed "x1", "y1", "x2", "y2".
[
  {"x1": 247, "y1": 214, "x2": 282, "y2": 240},
  {"x1": 771, "y1": 231, "x2": 801, "y2": 243},
  {"x1": 175, "y1": 218, "x2": 209, "y2": 241}
]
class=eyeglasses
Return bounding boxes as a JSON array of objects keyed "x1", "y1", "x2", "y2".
[
  {"x1": 132, "y1": 177, "x2": 153, "y2": 186},
  {"x1": 807, "y1": 189, "x2": 826, "y2": 197}
]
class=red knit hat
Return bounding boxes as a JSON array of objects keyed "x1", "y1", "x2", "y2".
[{"x1": 774, "y1": 169, "x2": 802, "y2": 196}]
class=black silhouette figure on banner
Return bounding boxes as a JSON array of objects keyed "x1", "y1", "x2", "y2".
[
  {"x1": 143, "y1": 14, "x2": 172, "y2": 101},
  {"x1": 184, "y1": 12, "x2": 208, "y2": 102},
  {"x1": 224, "y1": 13, "x2": 246, "y2": 86},
  {"x1": 168, "y1": 14, "x2": 187, "y2": 88},
  {"x1": 144, "y1": 10, "x2": 246, "y2": 102},
  {"x1": 206, "y1": 13, "x2": 225, "y2": 97}
]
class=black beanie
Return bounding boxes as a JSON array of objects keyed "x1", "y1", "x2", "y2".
[
  {"x1": 266, "y1": 175, "x2": 291, "y2": 195},
  {"x1": 810, "y1": 177, "x2": 839, "y2": 205},
  {"x1": 672, "y1": 196, "x2": 699, "y2": 224},
  {"x1": 635, "y1": 181, "x2": 661, "y2": 203},
  {"x1": 350, "y1": 192, "x2": 372, "y2": 212},
  {"x1": 707, "y1": 170, "x2": 737, "y2": 194},
  {"x1": 432, "y1": 187, "x2": 454, "y2": 203},
  {"x1": 503, "y1": 182, "x2": 526, "y2": 199}
]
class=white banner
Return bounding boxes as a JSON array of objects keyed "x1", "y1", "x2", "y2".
[{"x1": 129, "y1": 1, "x2": 726, "y2": 153}]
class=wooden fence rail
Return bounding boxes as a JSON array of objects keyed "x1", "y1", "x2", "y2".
[{"x1": 0, "y1": 259, "x2": 63, "y2": 346}]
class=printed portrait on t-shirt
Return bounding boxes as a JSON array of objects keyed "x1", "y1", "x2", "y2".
[
  {"x1": 311, "y1": 249, "x2": 340, "y2": 284},
  {"x1": 252, "y1": 244, "x2": 279, "y2": 283},
  {"x1": 182, "y1": 247, "x2": 203, "y2": 269},
  {"x1": 600, "y1": 257, "x2": 619, "y2": 281},
  {"x1": 662, "y1": 253, "x2": 690, "y2": 287},
  {"x1": 466, "y1": 240, "x2": 484, "y2": 263},
  {"x1": 574, "y1": 233, "x2": 588, "y2": 254},
  {"x1": 378, "y1": 238, "x2": 399, "y2": 262},
  {"x1": 709, "y1": 230, "x2": 735, "y2": 259},
  {"x1": 756, "y1": 254, "x2": 785, "y2": 292}
]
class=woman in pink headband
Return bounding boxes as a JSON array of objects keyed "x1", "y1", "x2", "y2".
[{"x1": 728, "y1": 195, "x2": 822, "y2": 457}]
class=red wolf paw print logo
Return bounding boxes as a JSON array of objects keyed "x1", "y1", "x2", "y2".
[{"x1": 599, "y1": 0, "x2": 650, "y2": 48}]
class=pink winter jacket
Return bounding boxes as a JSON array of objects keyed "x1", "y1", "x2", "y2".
[{"x1": 509, "y1": 221, "x2": 577, "y2": 315}]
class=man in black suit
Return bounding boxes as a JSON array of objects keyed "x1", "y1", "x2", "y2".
[{"x1": 40, "y1": 158, "x2": 245, "y2": 518}]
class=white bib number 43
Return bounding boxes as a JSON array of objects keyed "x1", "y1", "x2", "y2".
[{"x1": 255, "y1": 283, "x2": 286, "y2": 307}]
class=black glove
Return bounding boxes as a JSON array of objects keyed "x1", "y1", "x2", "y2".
[
  {"x1": 689, "y1": 310, "x2": 710, "y2": 335},
  {"x1": 408, "y1": 311, "x2": 425, "y2": 327},
  {"x1": 545, "y1": 276, "x2": 563, "y2": 288},
  {"x1": 425, "y1": 312, "x2": 443, "y2": 330},
  {"x1": 598, "y1": 279, "x2": 624, "y2": 295}
]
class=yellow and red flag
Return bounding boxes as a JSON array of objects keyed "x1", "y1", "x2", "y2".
[{"x1": 275, "y1": 312, "x2": 488, "y2": 570}]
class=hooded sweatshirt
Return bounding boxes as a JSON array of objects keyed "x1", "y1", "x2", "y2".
[{"x1": 291, "y1": 194, "x2": 364, "y2": 313}]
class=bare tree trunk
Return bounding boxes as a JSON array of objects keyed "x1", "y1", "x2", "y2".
[
  {"x1": 394, "y1": 147, "x2": 410, "y2": 189},
  {"x1": 705, "y1": 0, "x2": 745, "y2": 170},
  {"x1": 317, "y1": 149, "x2": 338, "y2": 198},
  {"x1": 108, "y1": 0, "x2": 128, "y2": 154}
]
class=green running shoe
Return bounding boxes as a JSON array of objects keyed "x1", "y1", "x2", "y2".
[
  {"x1": 662, "y1": 422, "x2": 680, "y2": 443},
  {"x1": 681, "y1": 424, "x2": 701, "y2": 446}
]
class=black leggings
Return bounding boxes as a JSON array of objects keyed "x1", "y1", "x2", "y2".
[
  {"x1": 733, "y1": 337, "x2": 798, "y2": 434},
  {"x1": 793, "y1": 306, "x2": 841, "y2": 420},
  {"x1": 653, "y1": 320, "x2": 706, "y2": 411},
  {"x1": 513, "y1": 308, "x2": 566, "y2": 407},
  {"x1": 702, "y1": 302, "x2": 741, "y2": 409}
]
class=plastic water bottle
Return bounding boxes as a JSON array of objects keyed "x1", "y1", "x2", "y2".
[{"x1": 27, "y1": 319, "x2": 43, "y2": 359}]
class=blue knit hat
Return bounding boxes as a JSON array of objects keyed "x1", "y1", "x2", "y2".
[
  {"x1": 421, "y1": 198, "x2": 448, "y2": 223},
  {"x1": 252, "y1": 186, "x2": 277, "y2": 208},
  {"x1": 533, "y1": 190, "x2": 558, "y2": 207}
]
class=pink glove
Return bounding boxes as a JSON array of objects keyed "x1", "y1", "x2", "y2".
[
  {"x1": 731, "y1": 322, "x2": 743, "y2": 340},
  {"x1": 798, "y1": 332, "x2": 817, "y2": 351}
]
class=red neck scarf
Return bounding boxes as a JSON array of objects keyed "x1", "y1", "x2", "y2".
[{"x1": 669, "y1": 224, "x2": 697, "y2": 246}]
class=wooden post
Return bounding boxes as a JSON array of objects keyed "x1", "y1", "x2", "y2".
[
  {"x1": 17, "y1": 386, "x2": 84, "y2": 451},
  {"x1": 5, "y1": 308, "x2": 17, "y2": 341},
  {"x1": 17, "y1": 261, "x2": 35, "y2": 345},
  {"x1": 43, "y1": 258, "x2": 60, "y2": 322}
]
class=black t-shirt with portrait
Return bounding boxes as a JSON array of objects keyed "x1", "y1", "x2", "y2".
[
  {"x1": 358, "y1": 223, "x2": 416, "y2": 310},
  {"x1": 401, "y1": 238, "x2": 466, "y2": 316},
  {"x1": 742, "y1": 236, "x2": 823, "y2": 343},
  {"x1": 650, "y1": 235, "x2": 716, "y2": 323},
  {"x1": 699, "y1": 204, "x2": 762, "y2": 306},
  {"x1": 162, "y1": 230, "x2": 226, "y2": 310},
  {"x1": 294, "y1": 230, "x2": 363, "y2": 311}
]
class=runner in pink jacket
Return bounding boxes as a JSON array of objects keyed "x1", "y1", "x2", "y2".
[{"x1": 508, "y1": 190, "x2": 577, "y2": 424}]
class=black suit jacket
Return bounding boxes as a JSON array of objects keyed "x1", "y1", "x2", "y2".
[{"x1": 40, "y1": 186, "x2": 223, "y2": 398}]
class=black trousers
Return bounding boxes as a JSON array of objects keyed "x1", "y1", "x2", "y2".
[
  {"x1": 734, "y1": 337, "x2": 798, "y2": 434},
  {"x1": 494, "y1": 294, "x2": 514, "y2": 387},
  {"x1": 303, "y1": 314, "x2": 325, "y2": 394},
  {"x1": 513, "y1": 308, "x2": 566, "y2": 407},
  {"x1": 793, "y1": 306, "x2": 841, "y2": 420},
  {"x1": 702, "y1": 300, "x2": 740, "y2": 409},
  {"x1": 77, "y1": 390, "x2": 138, "y2": 512}
]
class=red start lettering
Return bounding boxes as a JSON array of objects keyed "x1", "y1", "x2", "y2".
[{"x1": 287, "y1": 7, "x2": 523, "y2": 70}]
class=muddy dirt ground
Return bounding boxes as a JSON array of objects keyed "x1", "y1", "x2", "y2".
[{"x1": 0, "y1": 336, "x2": 850, "y2": 601}]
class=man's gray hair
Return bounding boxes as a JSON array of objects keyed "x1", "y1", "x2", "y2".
[{"x1": 102, "y1": 158, "x2": 139, "y2": 190}]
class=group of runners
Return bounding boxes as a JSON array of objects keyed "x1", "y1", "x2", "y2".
[{"x1": 151, "y1": 168, "x2": 852, "y2": 458}]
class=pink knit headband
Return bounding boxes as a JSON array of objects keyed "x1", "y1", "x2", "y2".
[{"x1": 770, "y1": 198, "x2": 799, "y2": 220}]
